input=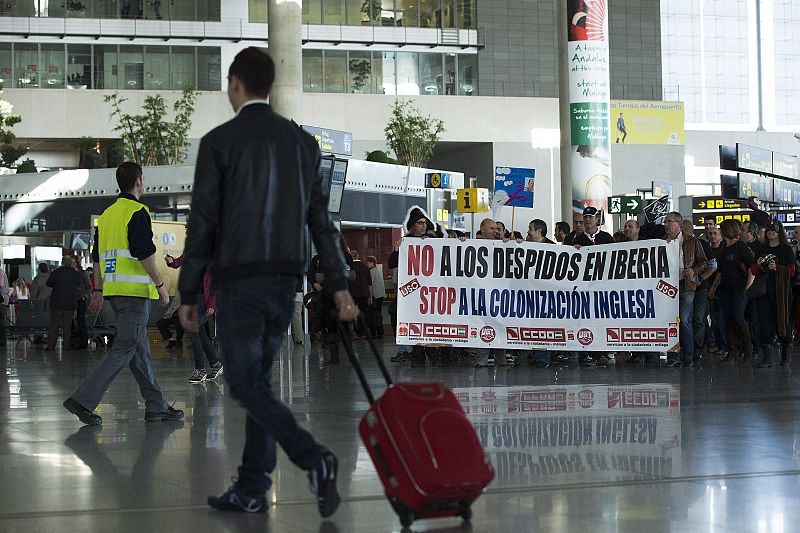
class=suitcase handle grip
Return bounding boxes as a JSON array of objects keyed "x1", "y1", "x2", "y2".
[{"x1": 335, "y1": 312, "x2": 393, "y2": 405}]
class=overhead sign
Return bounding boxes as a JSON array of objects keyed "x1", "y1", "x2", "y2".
[
  {"x1": 425, "y1": 172, "x2": 451, "y2": 189},
  {"x1": 395, "y1": 239, "x2": 680, "y2": 352},
  {"x1": 607, "y1": 195, "x2": 643, "y2": 214},
  {"x1": 302, "y1": 125, "x2": 353, "y2": 156},
  {"x1": 609, "y1": 100, "x2": 685, "y2": 145},
  {"x1": 737, "y1": 143, "x2": 773, "y2": 175},
  {"x1": 493, "y1": 166, "x2": 535, "y2": 208},
  {"x1": 691, "y1": 197, "x2": 747, "y2": 210},
  {"x1": 773, "y1": 178, "x2": 800, "y2": 206},
  {"x1": 652, "y1": 181, "x2": 673, "y2": 199},
  {"x1": 770, "y1": 209, "x2": 800, "y2": 226},
  {"x1": 773, "y1": 153, "x2": 800, "y2": 181},
  {"x1": 692, "y1": 211, "x2": 750, "y2": 226},
  {"x1": 738, "y1": 172, "x2": 773, "y2": 202},
  {"x1": 457, "y1": 188, "x2": 490, "y2": 213}
]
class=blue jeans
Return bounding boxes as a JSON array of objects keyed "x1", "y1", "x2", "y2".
[
  {"x1": 671, "y1": 288, "x2": 695, "y2": 363},
  {"x1": 693, "y1": 286, "x2": 709, "y2": 353},
  {"x1": 217, "y1": 275, "x2": 325, "y2": 495},
  {"x1": 188, "y1": 296, "x2": 219, "y2": 371}
]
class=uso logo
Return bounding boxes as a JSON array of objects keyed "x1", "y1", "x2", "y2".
[
  {"x1": 480, "y1": 326, "x2": 496, "y2": 343},
  {"x1": 577, "y1": 328, "x2": 594, "y2": 346},
  {"x1": 399, "y1": 277, "x2": 421, "y2": 297},
  {"x1": 656, "y1": 279, "x2": 678, "y2": 299}
]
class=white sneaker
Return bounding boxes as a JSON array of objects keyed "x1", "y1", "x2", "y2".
[{"x1": 189, "y1": 369, "x2": 207, "y2": 384}]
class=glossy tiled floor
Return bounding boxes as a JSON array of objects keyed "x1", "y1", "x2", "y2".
[{"x1": 2, "y1": 336, "x2": 800, "y2": 533}]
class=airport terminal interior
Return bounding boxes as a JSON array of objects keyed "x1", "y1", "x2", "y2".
[{"x1": 3, "y1": 0, "x2": 800, "y2": 532}]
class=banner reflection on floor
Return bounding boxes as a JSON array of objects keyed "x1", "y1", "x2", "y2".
[{"x1": 452, "y1": 384, "x2": 681, "y2": 486}]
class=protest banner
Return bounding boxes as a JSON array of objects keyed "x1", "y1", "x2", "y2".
[{"x1": 395, "y1": 239, "x2": 680, "y2": 352}]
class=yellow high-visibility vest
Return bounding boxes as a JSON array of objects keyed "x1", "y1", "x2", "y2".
[{"x1": 97, "y1": 197, "x2": 158, "y2": 299}]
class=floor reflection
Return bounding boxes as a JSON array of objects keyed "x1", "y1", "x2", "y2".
[{"x1": 454, "y1": 384, "x2": 682, "y2": 486}]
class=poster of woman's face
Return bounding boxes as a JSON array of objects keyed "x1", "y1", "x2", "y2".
[
  {"x1": 568, "y1": 0, "x2": 606, "y2": 42},
  {"x1": 568, "y1": 0, "x2": 590, "y2": 41}
]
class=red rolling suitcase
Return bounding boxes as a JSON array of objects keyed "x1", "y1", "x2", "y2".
[{"x1": 339, "y1": 320, "x2": 494, "y2": 528}]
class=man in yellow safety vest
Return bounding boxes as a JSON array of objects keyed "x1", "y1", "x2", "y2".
[{"x1": 62, "y1": 162, "x2": 184, "y2": 426}]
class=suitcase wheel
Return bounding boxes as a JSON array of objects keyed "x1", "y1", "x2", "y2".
[
  {"x1": 399, "y1": 509, "x2": 415, "y2": 528},
  {"x1": 459, "y1": 506, "x2": 472, "y2": 521}
]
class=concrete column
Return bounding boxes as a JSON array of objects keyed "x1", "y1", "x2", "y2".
[
  {"x1": 561, "y1": 0, "x2": 612, "y2": 230},
  {"x1": 268, "y1": 0, "x2": 303, "y2": 121},
  {"x1": 556, "y1": 0, "x2": 573, "y2": 227}
]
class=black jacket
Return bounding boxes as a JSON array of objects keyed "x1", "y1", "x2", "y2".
[
  {"x1": 179, "y1": 102, "x2": 349, "y2": 305},
  {"x1": 46, "y1": 266, "x2": 81, "y2": 311}
]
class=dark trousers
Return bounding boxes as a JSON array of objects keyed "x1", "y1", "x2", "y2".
[
  {"x1": 156, "y1": 315, "x2": 184, "y2": 342},
  {"x1": 0, "y1": 303, "x2": 7, "y2": 342},
  {"x1": 47, "y1": 308, "x2": 73, "y2": 350},
  {"x1": 353, "y1": 296, "x2": 369, "y2": 335},
  {"x1": 217, "y1": 275, "x2": 324, "y2": 495},
  {"x1": 76, "y1": 298, "x2": 89, "y2": 347},
  {"x1": 693, "y1": 285, "x2": 709, "y2": 353},
  {"x1": 370, "y1": 297, "x2": 385, "y2": 336},
  {"x1": 188, "y1": 297, "x2": 219, "y2": 371}
]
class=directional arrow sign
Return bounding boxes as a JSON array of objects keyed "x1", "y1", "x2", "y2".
[
  {"x1": 608, "y1": 195, "x2": 643, "y2": 215},
  {"x1": 626, "y1": 197, "x2": 642, "y2": 212}
]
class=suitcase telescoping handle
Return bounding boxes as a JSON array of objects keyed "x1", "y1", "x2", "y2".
[{"x1": 335, "y1": 312, "x2": 393, "y2": 405}]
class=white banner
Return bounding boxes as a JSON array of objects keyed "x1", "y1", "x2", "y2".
[{"x1": 395, "y1": 239, "x2": 680, "y2": 352}]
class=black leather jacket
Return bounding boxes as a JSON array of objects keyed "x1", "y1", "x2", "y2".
[{"x1": 179, "y1": 102, "x2": 349, "y2": 305}]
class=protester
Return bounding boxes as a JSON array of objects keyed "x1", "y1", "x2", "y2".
[
  {"x1": 711, "y1": 219, "x2": 754, "y2": 365},
  {"x1": 554, "y1": 221, "x2": 570, "y2": 243},
  {"x1": 474, "y1": 218, "x2": 506, "y2": 368},
  {"x1": 663, "y1": 212, "x2": 708, "y2": 367},
  {"x1": 705, "y1": 226, "x2": 727, "y2": 354},
  {"x1": 563, "y1": 219, "x2": 584, "y2": 245},
  {"x1": 750, "y1": 220, "x2": 794, "y2": 367},
  {"x1": 388, "y1": 207, "x2": 434, "y2": 365},
  {"x1": 623, "y1": 219, "x2": 640, "y2": 241},
  {"x1": 573, "y1": 206, "x2": 613, "y2": 247}
]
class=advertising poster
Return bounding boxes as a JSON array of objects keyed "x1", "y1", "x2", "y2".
[
  {"x1": 567, "y1": 0, "x2": 612, "y2": 223},
  {"x1": 395, "y1": 239, "x2": 680, "y2": 352},
  {"x1": 609, "y1": 100, "x2": 685, "y2": 145},
  {"x1": 151, "y1": 221, "x2": 186, "y2": 296}
]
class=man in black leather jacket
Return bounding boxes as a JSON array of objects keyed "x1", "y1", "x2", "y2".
[{"x1": 177, "y1": 47, "x2": 358, "y2": 518}]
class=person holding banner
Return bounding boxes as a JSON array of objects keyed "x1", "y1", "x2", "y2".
[
  {"x1": 388, "y1": 207, "x2": 435, "y2": 366},
  {"x1": 663, "y1": 212, "x2": 708, "y2": 367},
  {"x1": 573, "y1": 206, "x2": 613, "y2": 247},
  {"x1": 573, "y1": 207, "x2": 613, "y2": 366},
  {"x1": 711, "y1": 220, "x2": 755, "y2": 365},
  {"x1": 474, "y1": 218, "x2": 507, "y2": 368}
]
